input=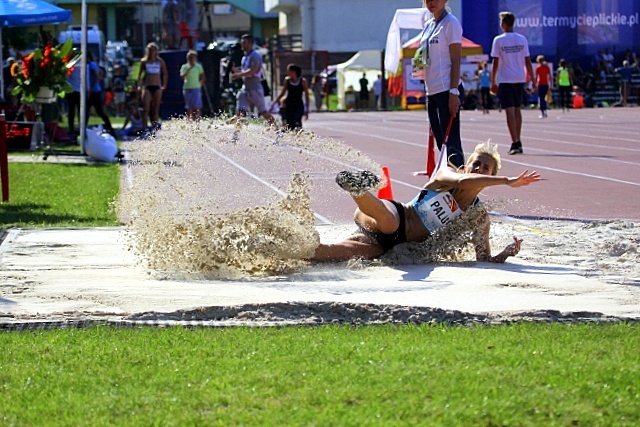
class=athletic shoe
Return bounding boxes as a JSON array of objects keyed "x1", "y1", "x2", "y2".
[
  {"x1": 508, "y1": 142, "x2": 523, "y2": 155},
  {"x1": 335, "y1": 170, "x2": 380, "y2": 196}
]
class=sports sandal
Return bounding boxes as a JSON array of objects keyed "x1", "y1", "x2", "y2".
[{"x1": 335, "y1": 170, "x2": 380, "y2": 196}]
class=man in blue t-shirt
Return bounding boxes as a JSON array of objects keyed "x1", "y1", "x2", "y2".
[
  {"x1": 86, "y1": 52, "x2": 114, "y2": 135},
  {"x1": 231, "y1": 34, "x2": 274, "y2": 125}
]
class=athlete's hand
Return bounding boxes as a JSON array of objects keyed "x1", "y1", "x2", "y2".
[
  {"x1": 449, "y1": 92, "x2": 461, "y2": 116},
  {"x1": 489, "y1": 236, "x2": 523, "y2": 263},
  {"x1": 503, "y1": 236, "x2": 523, "y2": 257},
  {"x1": 507, "y1": 170, "x2": 541, "y2": 188}
]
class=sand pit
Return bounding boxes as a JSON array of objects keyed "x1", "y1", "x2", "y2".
[
  {"x1": 1, "y1": 217, "x2": 638, "y2": 327},
  {"x1": 1, "y1": 118, "x2": 639, "y2": 326}
]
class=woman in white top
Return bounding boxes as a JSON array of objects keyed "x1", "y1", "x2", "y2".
[
  {"x1": 419, "y1": 0, "x2": 465, "y2": 169},
  {"x1": 136, "y1": 43, "x2": 168, "y2": 129}
]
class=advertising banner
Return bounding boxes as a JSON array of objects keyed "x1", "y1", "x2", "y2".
[{"x1": 463, "y1": 0, "x2": 640, "y2": 66}]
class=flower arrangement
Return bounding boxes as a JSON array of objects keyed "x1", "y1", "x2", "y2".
[{"x1": 10, "y1": 39, "x2": 80, "y2": 103}]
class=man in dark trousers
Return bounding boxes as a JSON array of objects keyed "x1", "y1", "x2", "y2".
[
  {"x1": 490, "y1": 11, "x2": 535, "y2": 155},
  {"x1": 358, "y1": 73, "x2": 369, "y2": 109}
]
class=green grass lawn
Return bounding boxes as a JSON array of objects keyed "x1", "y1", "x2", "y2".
[
  {"x1": 2, "y1": 111, "x2": 639, "y2": 426},
  {"x1": 0, "y1": 162, "x2": 120, "y2": 227},
  {"x1": 1, "y1": 112, "x2": 122, "y2": 228},
  {"x1": 1, "y1": 323, "x2": 639, "y2": 426}
]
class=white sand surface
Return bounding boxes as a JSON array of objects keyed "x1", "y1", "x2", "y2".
[
  {"x1": 2, "y1": 119, "x2": 638, "y2": 326},
  {"x1": 1, "y1": 218, "x2": 638, "y2": 325}
]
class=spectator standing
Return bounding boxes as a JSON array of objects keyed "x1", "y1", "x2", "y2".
[
  {"x1": 592, "y1": 49, "x2": 604, "y2": 70},
  {"x1": 311, "y1": 74, "x2": 324, "y2": 112},
  {"x1": 162, "y1": 0, "x2": 179, "y2": 50},
  {"x1": 373, "y1": 74, "x2": 383, "y2": 109},
  {"x1": 535, "y1": 55, "x2": 551, "y2": 118},
  {"x1": 137, "y1": 43, "x2": 168, "y2": 130},
  {"x1": 86, "y1": 52, "x2": 115, "y2": 136},
  {"x1": 231, "y1": 34, "x2": 274, "y2": 124},
  {"x1": 602, "y1": 48, "x2": 614, "y2": 73},
  {"x1": 622, "y1": 50, "x2": 636, "y2": 67},
  {"x1": 419, "y1": 0, "x2": 465, "y2": 168},
  {"x1": 490, "y1": 11, "x2": 535, "y2": 155},
  {"x1": 477, "y1": 62, "x2": 491, "y2": 114},
  {"x1": 615, "y1": 55, "x2": 637, "y2": 107},
  {"x1": 358, "y1": 73, "x2": 370, "y2": 109},
  {"x1": 112, "y1": 65, "x2": 127, "y2": 117},
  {"x1": 180, "y1": 50, "x2": 205, "y2": 119},
  {"x1": 3, "y1": 57, "x2": 17, "y2": 104},
  {"x1": 270, "y1": 63, "x2": 310, "y2": 131},
  {"x1": 556, "y1": 59, "x2": 573, "y2": 112},
  {"x1": 572, "y1": 61, "x2": 585, "y2": 89},
  {"x1": 597, "y1": 64, "x2": 608, "y2": 90},
  {"x1": 65, "y1": 56, "x2": 82, "y2": 136}
]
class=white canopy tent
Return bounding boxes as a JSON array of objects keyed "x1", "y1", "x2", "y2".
[
  {"x1": 336, "y1": 50, "x2": 381, "y2": 110},
  {"x1": 384, "y1": 8, "x2": 432, "y2": 73}
]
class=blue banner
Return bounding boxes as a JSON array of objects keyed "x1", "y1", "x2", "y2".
[{"x1": 462, "y1": 0, "x2": 640, "y2": 67}]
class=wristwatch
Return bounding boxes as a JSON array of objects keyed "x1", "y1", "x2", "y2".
[{"x1": 449, "y1": 88, "x2": 460, "y2": 96}]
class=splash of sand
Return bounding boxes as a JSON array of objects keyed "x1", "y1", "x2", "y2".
[
  {"x1": 116, "y1": 117, "x2": 381, "y2": 278},
  {"x1": 118, "y1": 118, "x2": 597, "y2": 279}
]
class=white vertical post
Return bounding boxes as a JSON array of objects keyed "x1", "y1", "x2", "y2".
[{"x1": 80, "y1": 0, "x2": 87, "y2": 153}]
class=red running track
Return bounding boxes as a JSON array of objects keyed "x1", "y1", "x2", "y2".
[{"x1": 305, "y1": 107, "x2": 640, "y2": 222}]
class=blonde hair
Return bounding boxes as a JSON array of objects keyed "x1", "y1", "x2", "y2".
[
  {"x1": 467, "y1": 141, "x2": 501, "y2": 174},
  {"x1": 142, "y1": 43, "x2": 159, "y2": 62}
]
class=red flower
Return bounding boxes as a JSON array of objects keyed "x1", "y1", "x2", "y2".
[{"x1": 11, "y1": 39, "x2": 78, "y2": 102}]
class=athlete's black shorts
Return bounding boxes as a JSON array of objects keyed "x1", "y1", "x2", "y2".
[{"x1": 356, "y1": 200, "x2": 407, "y2": 253}]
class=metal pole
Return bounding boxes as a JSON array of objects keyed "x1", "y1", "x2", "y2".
[
  {"x1": 141, "y1": 0, "x2": 147, "y2": 48},
  {"x1": 380, "y1": 50, "x2": 387, "y2": 110},
  {"x1": 80, "y1": 0, "x2": 87, "y2": 154},
  {"x1": 0, "y1": 29, "x2": 4, "y2": 101}
]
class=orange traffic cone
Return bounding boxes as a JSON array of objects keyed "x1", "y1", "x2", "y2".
[{"x1": 377, "y1": 166, "x2": 394, "y2": 200}]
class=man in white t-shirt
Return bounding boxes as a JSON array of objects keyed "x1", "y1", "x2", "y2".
[{"x1": 490, "y1": 11, "x2": 535, "y2": 155}]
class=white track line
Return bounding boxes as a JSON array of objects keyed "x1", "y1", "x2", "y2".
[
  {"x1": 465, "y1": 122, "x2": 640, "y2": 149},
  {"x1": 205, "y1": 144, "x2": 334, "y2": 225},
  {"x1": 309, "y1": 124, "x2": 640, "y2": 183},
  {"x1": 286, "y1": 145, "x2": 424, "y2": 191},
  {"x1": 314, "y1": 120, "x2": 640, "y2": 153},
  {"x1": 498, "y1": 158, "x2": 640, "y2": 186}
]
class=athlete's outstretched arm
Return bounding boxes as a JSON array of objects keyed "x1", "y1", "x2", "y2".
[{"x1": 473, "y1": 213, "x2": 523, "y2": 263}]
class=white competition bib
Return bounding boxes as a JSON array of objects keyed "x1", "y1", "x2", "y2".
[{"x1": 411, "y1": 189, "x2": 462, "y2": 233}]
